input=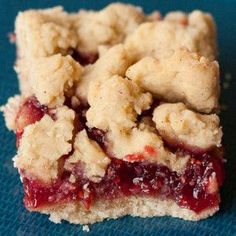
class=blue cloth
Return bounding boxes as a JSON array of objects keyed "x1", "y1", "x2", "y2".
[{"x1": 0, "y1": 0, "x2": 235, "y2": 235}]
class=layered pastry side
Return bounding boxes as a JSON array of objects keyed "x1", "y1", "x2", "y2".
[{"x1": 1, "y1": 3, "x2": 224, "y2": 224}]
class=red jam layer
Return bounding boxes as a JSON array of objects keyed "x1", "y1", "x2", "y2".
[
  {"x1": 23, "y1": 151, "x2": 223, "y2": 213},
  {"x1": 15, "y1": 97, "x2": 48, "y2": 147},
  {"x1": 17, "y1": 97, "x2": 224, "y2": 213},
  {"x1": 71, "y1": 50, "x2": 98, "y2": 66}
]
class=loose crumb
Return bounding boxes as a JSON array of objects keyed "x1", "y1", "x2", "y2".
[
  {"x1": 220, "y1": 104, "x2": 228, "y2": 111},
  {"x1": 223, "y1": 81, "x2": 230, "y2": 89},
  {"x1": 223, "y1": 72, "x2": 232, "y2": 90},
  {"x1": 82, "y1": 225, "x2": 90, "y2": 232},
  {"x1": 7, "y1": 32, "x2": 16, "y2": 43},
  {"x1": 224, "y1": 72, "x2": 232, "y2": 81}
]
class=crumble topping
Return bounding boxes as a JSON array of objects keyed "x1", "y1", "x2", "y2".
[
  {"x1": 76, "y1": 44, "x2": 133, "y2": 102},
  {"x1": 153, "y1": 103, "x2": 222, "y2": 149},
  {"x1": 0, "y1": 95, "x2": 22, "y2": 131},
  {"x1": 125, "y1": 10, "x2": 216, "y2": 60},
  {"x1": 107, "y1": 128, "x2": 190, "y2": 173},
  {"x1": 164, "y1": 11, "x2": 188, "y2": 25},
  {"x1": 14, "y1": 106, "x2": 75, "y2": 182},
  {"x1": 15, "y1": 3, "x2": 146, "y2": 61},
  {"x1": 147, "y1": 11, "x2": 162, "y2": 21},
  {"x1": 86, "y1": 75, "x2": 152, "y2": 132},
  {"x1": 126, "y1": 48, "x2": 219, "y2": 113},
  {"x1": 73, "y1": 3, "x2": 145, "y2": 53},
  {"x1": 28, "y1": 54, "x2": 83, "y2": 107},
  {"x1": 138, "y1": 116, "x2": 156, "y2": 133},
  {"x1": 15, "y1": 7, "x2": 77, "y2": 59},
  {"x1": 15, "y1": 3, "x2": 145, "y2": 97},
  {"x1": 15, "y1": 59, "x2": 34, "y2": 96},
  {"x1": 65, "y1": 130, "x2": 110, "y2": 183}
]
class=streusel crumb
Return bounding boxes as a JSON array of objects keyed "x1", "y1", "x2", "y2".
[
  {"x1": 77, "y1": 44, "x2": 134, "y2": 102},
  {"x1": 65, "y1": 130, "x2": 110, "y2": 183},
  {"x1": 125, "y1": 10, "x2": 216, "y2": 60},
  {"x1": 153, "y1": 103, "x2": 222, "y2": 149},
  {"x1": 107, "y1": 127, "x2": 190, "y2": 173},
  {"x1": 16, "y1": 7, "x2": 77, "y2": 59},
  {"x1": 73, "y1": 3, "x2": 145, "y2": 53},
  {"x1": 0, "y1": 95, "x2": 22, "y2": 131},
  {"x1": 14, "y1": 106, "x2": 75, "y2": 182},
  {"x1": 126, "y1": 48, "x2": 219, "y2": 113},
  {"x1": 86, "y1": 75, "x2": 152, "y2": 132},
  {"x1": 28, "y1": 54, "x2": 83, "y2": 107}
]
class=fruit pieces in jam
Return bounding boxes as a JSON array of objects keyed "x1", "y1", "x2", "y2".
[{"x1": 17, "y1": 97, "x2": 224, "y2": 213}]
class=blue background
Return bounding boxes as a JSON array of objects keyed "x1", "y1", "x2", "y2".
[{"x1": 0, "y1": 1, "x2": 235, "y2": 235}]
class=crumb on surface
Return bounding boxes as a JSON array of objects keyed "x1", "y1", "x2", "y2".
[
  {"x1": 223, "y1": 81, "x2": 230, "y2": 89},
  {"x1": 224, "y1": 72, "x2": 232, "y2": 81},
  {"x1": 223, "y1": 72, "x2": 232, "y2": 90},
  {"x1": 7, "y1": 32, "x2": 16, "y2": 43},
  {"x1": 82, "y1": 225, "x2": 90, "y2": 232},
  {"x1": 220, "y1": 104, "x2": 228, "y2": 111}
]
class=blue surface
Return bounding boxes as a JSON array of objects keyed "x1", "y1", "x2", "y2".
[{"x1": 0, "y1": 1, "x2": 236, "y2": 235}]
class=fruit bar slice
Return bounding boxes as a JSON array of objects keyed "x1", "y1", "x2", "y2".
[{"x1": 1, "y1": 3, "x2": 224, "y2": 224}]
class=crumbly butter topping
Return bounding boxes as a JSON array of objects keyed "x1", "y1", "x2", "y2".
[
  {"x1": 86, "y1": 75, "x2": 152, "y2": 132},
  {"x1": 2, "y1": 5, "x2": 222, "y2": 184},
  {"x1": 65, "y1": 130, "x2": 110, "y2": 183},
  {"x1": 28, "y1": 54, "x2": 83, "y2": 107},
  {"x1": 126, "y1": 48, "x2": 219, "y2": 113},
  {"x1": 125, "y1": 10, "x2": 216, "y2": 60},
  {"x1": 153, "y1": 103, "x2": 222, "y2": 149},
  {"x1": 14, "y1": 106, "x2": 75, "y2": 182}
]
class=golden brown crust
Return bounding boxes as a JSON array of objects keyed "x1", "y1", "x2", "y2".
[{"x1": 40, "y1": 196, "x2": 219, "y2": 224}]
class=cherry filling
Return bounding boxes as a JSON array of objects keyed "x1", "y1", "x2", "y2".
[
  {"x1": 71, "y1": 50, "x2": 98, "y2": 66},
  {"x1": 22, "y1": 151, "x2": 223, "y2": 213},
  {"x1": 15, "y1": 97, "x2": 48, "y2": 147},
  {"x1": 17, "y1": 97, "x2": 224, "y2": 214}
]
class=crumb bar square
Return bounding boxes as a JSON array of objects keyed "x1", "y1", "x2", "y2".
[{"x1": 1, "y1": 3, "x2": 224, "y2": 224}]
